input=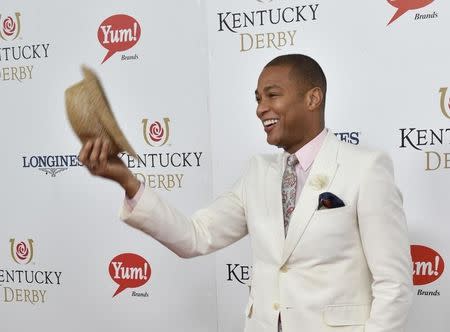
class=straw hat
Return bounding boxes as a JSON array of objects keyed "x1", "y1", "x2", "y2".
[{"x1": 65, "y1": 66, "x2": 137, "y2": 158}]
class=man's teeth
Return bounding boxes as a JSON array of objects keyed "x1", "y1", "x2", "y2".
[{"x1": 263, "y1": 119, "x2": 279, "y2": 127}]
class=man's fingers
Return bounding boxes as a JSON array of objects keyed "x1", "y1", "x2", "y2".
[
  {"x1": 89, "y1": 138, "x2": 102, "y2": 167},
  {"x1": 79, "y1": 140, "x2": 94, "y2": 165},
  {"x1": 99, "y1": 140, "x2": 109, "y2": 170},
  {"x1": 79, "y1": 138, "x2": 115, "y2": 176}
]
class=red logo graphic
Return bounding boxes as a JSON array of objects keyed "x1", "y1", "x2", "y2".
[
  {"x1": 0, "y1": 13, "x2": 21, "y2": 41},
  {"x1": 97, "y1": 14, "x2": 141, "y2": 64},
  {"x1": 3, "y1": 16, "x2": 16, "y2": 36},
  {"x1": 109, "y1": 253, "x2": 151, "y2": 297},
  {"x1": 142, "y1": 118, "x2": 171, "y2": 147},
  {"x1": 387, "y1": 0, "x2": 434, "y2": 25},
  {"x1": 10, "y1": 238, "x2": 34, "y2": 264},
  {"x1": 411, "y1": 245, "x2": 445, "y2": 285},
  {"x1": 149, "y1": 121, "x2": 164, "y2": 142},
  {"x1": 16, "y1": 241, "x2": 30, "y2": 260}
]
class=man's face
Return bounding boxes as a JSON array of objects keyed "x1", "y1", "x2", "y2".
[{"x1": 255, "y1": 64, "x2": 315, "y2": 153}]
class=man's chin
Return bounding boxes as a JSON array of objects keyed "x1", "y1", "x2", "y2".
[
  {"x1": 266, "y1": 137, "x2": 283, "y2": 149},
  {"x1": 266, "y1": 137, "x2": 275, "y2": 146}
]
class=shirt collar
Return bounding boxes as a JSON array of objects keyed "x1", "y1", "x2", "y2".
[{"x1": 293, "y1": 128, "x2": 328, "y2": 171}]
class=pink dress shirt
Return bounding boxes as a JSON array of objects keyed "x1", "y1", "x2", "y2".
[{"x1": 292, "y1": 128, "x2": 327, "y2": 201}]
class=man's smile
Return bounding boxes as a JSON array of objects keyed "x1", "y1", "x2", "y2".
[{"x1": 263, "y1": 118, "x2": 279, "y2": 132}]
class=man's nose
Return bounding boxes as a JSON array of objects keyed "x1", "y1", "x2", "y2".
[{"x1": 256, "y1": 100, "x2": 269, "y2": 119}]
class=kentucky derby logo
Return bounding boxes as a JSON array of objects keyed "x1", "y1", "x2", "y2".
[
  {"x1": 0, "y1": 12, "x2": 21, "y2": 41},
  {"x1": 10, "y1": 238, "x2": 34, "y2": 264},
  {"x1": 142, "y1": 118, "x2": 170, "y2": 147},
  {"x1": 439, "y1": 87, "x2": 450, "y2": 119},
  {"x1": 386, "y1": 0, "x2": 434, "y2": 25}
]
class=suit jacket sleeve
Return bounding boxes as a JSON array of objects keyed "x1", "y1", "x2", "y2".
[
  {"x1": 119, "y1": 173, "x2": 249, "y2": 258},
  {"x1": 358, "y1": 152, "x2": 413, "y2": 332}
]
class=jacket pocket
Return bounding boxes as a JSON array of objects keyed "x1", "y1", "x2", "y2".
[
  {"x1": 323, "y1": 304, "x2": 370, "y2": 326},
  {"x1": 314, "y1": 204, "x2": 353, "y2": 217}
]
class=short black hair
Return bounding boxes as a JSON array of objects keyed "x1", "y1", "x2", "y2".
[{"x1": 265, "y1": 54, "x2": 327, "y2": 98}]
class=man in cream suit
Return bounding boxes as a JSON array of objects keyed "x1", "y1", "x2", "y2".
[{"x1": 79, "y1": 54, "x2": 412, "y2": 332}]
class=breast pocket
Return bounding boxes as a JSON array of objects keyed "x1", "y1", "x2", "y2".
[
  {"x1": 311, "y1": 205, "x2": 356, "y2": 234},
  {"x1": 313, "y1": 205, "x2": 353, "y2": 217},
  {"x1": 303, "y1": 205, "x2": 358, "y2": 257}
]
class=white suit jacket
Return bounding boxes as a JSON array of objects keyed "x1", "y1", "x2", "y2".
[{"x1": 120, "y1": 132, "x2": 413, "y2": 332}]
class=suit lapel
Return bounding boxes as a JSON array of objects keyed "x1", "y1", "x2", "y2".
[
  {"x1": 281, "y1": 132, "x2": 340, "y2": 264},
  {"x1": 265, "y1": 153, "x2": 288, "y2": 257}
]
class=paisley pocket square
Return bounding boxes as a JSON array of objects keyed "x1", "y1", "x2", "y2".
[{"x1": 318, "y1": 192, "x2": 345, "y2": 210}]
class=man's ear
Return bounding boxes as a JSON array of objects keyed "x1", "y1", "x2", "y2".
[{"x1": 306, "y1": 87, "x2": 324, "y2": 111}]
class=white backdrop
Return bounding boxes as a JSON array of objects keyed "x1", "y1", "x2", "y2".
[{"x1": 1, "y1": 0, "x2": 449, "y2": 331}]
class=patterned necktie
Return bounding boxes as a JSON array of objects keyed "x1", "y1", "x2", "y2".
[
  {"x1": 279, "y1": 155, "x2": 298, "y2": 332},
  {"x1": 281, "y1": 154, "x2": 298, "y2": 237}
]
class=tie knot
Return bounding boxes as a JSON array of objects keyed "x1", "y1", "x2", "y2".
[{"x1": 286, "y1": 154, "x2": 298, "y2": 167}]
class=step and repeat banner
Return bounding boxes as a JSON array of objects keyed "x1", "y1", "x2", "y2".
[
  {"x1": 207, "y1": 1, "x2": 449, "y2": 331},
  {"x1": 1, "y1": 1, "x2": 216, "y2": 331},
  {"x1": 1, "y1": 0, "x2": 449, "y2": 331}
]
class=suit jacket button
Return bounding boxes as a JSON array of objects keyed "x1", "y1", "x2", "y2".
[{"x1": 273, "y1": 303, "x2": 280, "y2": 311}]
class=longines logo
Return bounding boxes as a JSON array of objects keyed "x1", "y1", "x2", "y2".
[
  {"x1": 0, "y1": 238, "x2": 63, "y2": 305},
  {"x1": 98, "y1": 14, "x2": 141, "y2": 64},
  {"x1": 142, "y1": 118, "x2": 170, "y2": 147},
  {"x1": 334, "y1": 131, "x2": 360, "y2": 145},
  {"x1": 216, "y1": 2, "x2": 319, "y2": 52},
  {"x1": 0, "y1": 13, "x2": 21, "y2": 41},
  {"x1": 0, "y1": 12, "x2": 50, "y2": 83},
  {"x1": 398, "y1": 87, "x2": 450, "y2": 171},
  {"x1": 387, "y1": 0, "x2": 437, "y2": 25},
  {"x1": 21, "y1": 154, "x2": 83, "y2": 177}
]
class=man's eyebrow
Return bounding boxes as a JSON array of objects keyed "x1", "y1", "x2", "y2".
[{"x1": 255, "y1": 84, "x2": 282, "y2": 95}]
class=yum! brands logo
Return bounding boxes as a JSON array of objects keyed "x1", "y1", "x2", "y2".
[
  {"x1": 386, "y1": 0, "x2": 436, "y2": 25},
  {"x1": 10, "y1": 238, "x2": 33, "y2": 265},
  {"x1": 98, "y1": 14, "x2": 141, "y2": 64},
  {"x1": 0, "y1": 12, "x2": 21, "y2": 41},
  {"x1": 109, "y1": 253, "x2": 151, "y2": 297},
  {"x1": 142, "y1": 118, "x2": 170, "y2": 147},
  {"x1": 411, "y1": 245, "x2": 444, "y2": 286}
]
